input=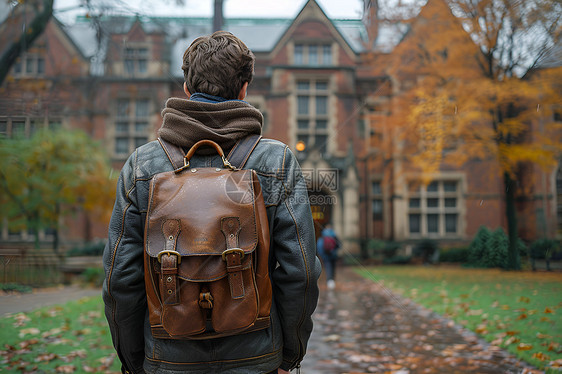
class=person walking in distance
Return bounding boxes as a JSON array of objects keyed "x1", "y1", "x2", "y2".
[
  {"x1": 102, "y1": 31, "x2": 321, "y2": 374},
  {"x1": 317, "y1": 225, "x2": 340, "y2": 290}
]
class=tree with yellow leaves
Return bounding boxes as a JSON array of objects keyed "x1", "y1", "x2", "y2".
[
  {"x1": 0, "y1": 128, "x2": 117, "y2": 252},
  {"x1": 374, "y1": 0, "x2": 562, "y2": 269}
]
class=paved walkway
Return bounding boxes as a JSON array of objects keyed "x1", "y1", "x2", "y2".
[
  {"x1": 0, "y1": 269, "x2": 543, "y2": 373},
  {"x1": 0, "y1": 285, "x2": 101, "y2": 316},
  {"x1": 300, "y1": 267, "x2": 541, "y2": 373}
]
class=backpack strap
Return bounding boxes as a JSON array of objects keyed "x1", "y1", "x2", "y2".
[
  {"x1": 226, "y1": 134, "x2": 262, "y2": 169},
  {"x1": 158, "y1": 138, "x2": 185, "y2": 170},
  {"x1": 158, "y1": 135, "x2": 262, "y2": 170}
]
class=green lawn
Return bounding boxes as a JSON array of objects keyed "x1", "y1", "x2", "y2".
[
  {"x1": 0, "y1": 296, "x2": 120, "y2": 373},
  {"x1": 356, "y1": 265, "x2": 562, "y2": 372}
]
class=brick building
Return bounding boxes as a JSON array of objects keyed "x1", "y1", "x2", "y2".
[{"x1": 1, "y1": 0, "x2": 560, "y2": 253}]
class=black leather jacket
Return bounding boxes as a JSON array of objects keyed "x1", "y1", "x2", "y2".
[{"x1": 102, "y1": 138, "x2": 322, "y2": 373}]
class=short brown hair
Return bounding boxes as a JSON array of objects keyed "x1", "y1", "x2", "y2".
[{"x1": 182, "y1": 31, "x2": 255, "y2": 100}]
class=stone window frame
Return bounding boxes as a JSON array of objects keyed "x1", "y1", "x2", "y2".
[
  {"x1": 113, "y1": 97, "x2": 151, "y2": 159},
  {"x1": 407, "y1": 179, "x2": 462, "y2": 237},
  {"x1": 12, "y1": 53, "x2": 45, "y2": 77},
  {"x1": 293, "y1": 42, "x2": 333, "y2": 66},
  {"x1": 0, "y1": 117, "x2": 62, "y2": 138},
  {"x1": 122, "y1": 43, "x2": 150, "y2": 77},
  {"x1": 294, "y1": 77, "x2": 331, "y2": 156}
]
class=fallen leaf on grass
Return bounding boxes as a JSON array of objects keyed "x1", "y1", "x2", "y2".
[
  {"x1": 544, "y1": 307, "x2": 554, "y2": 314},
  {"x1": 19, "y1": 339, "x2": 39, "y2": 349},
  {"x1": 517, "y1": 343, "x2": 533, "y2": 351},
  {"x1": 540, "y1": 317, "x2": 552, "y2": 322},
  {"x1": 546, "y1": 342, "x2": 561, "y2": 352},
  {"x1": 12, "y1": 313, "x2": 31, "y2": 327},
  {"x1": 532, "y1": 352, "x2": 550, "y2": 361},
  {"x1": 19, "y1": 328, "x2": 40, "y2": 337},
  {"x1": 56, "y1": 365, "x2": 76, "y2": 373},
  {"x1": 506, "y1": 331, "x2": 519, "y2": 336},
  {"x1": 504, "y1": 337, "x2": 520, "y2": 345},
  {"x1": 36, "y1": 353, "x2": 58, "y2": 362},
  {"x1": 516, "y1": 313, "x2": 528, "y2": 320},
  {"x1": 518, "y1": 296, "x2": 530, "y2": 303},
  {"x1": 475, "y1": 325, "x2": 488, "y2": 334},
  {"x1": 42, "y1": 327, "x2": 64, "y2": 338},
  {"x1": 549, "y1": 359, "x2": 562, "y2": 368},
  {"x1": 536, "y1": 333, "x2": 550, "y2": 339}
]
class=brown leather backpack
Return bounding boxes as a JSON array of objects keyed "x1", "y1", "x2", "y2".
[{"x1": 144, "y1": 136, "x2": 272, "y2": 339}]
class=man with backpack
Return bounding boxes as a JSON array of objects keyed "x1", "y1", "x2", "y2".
[
  {"x1": 317, "y1": 225, "x2": 340, "y2": 290},
  {"x1": 102, "y1": 31, "x2": 321, "y2": 373}
]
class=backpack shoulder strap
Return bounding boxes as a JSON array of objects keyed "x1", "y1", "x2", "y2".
[
  {"x1": 226, "y1": 134, "x2": 262, "y2": 169},
  {"x1": 158, "y1": 138, "x2": 185, "y2": 170},
  {"x1": 158, "y1": 135, "x2": 262, "y2": 170}
]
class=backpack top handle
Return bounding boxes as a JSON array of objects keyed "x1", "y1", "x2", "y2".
[{"x1": 182, "y1": 139, "x2": 235, "y2": 171}]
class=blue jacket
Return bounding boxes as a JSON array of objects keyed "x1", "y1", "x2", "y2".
[{"x1": 317, "y1": 228, "x2": 339, "y2": 260}]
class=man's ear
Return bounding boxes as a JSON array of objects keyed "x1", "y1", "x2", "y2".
[
  {"x1": 183, "y1": 82, "x2": 191, "y2": 98},
  {"x1": 238, "y1": 82, "x2": 249, "y2": 100}
]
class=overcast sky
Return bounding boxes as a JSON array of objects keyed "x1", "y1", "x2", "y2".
[{"x1": 54, "y1": 0, "x2": 365, "y2": 24}]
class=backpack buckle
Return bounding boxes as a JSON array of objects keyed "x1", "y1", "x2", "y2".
[
  {"x1": 222, "y1": 248, "x2": 244, "y2": 261},
  {"x1": 158, "y1": 250, "x2": 182, "y2": 264}
]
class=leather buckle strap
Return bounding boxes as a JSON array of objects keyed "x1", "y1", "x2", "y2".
[
  {"x1": 222, "y1": 248, "x2": 244, "y2": 261},
  {"x1": 220, "y1": 217, "x2": 245, "y2": 299},
  {"x1": 158, "y1": 250, "x2": 182, "y2": 264}
]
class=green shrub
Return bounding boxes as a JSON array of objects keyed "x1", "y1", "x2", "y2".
[
  {"x1": 529, "y1": 238, "x2": 559, "y2": 271},
  {"x1": 383, "y1": 255, "x2": 412, "y2": 265},
  {"x1": 67, "y1": 241, "x2": 106, "y2": 257},
  {"x1": 468, "y1": 226, "x2": 491, "y2": 267},
  {"x1": 467, "y1": 226, "x2": 520, "y2": 269},
  {"x1": 413, "y1": 239, "x2": 438, "y2": 264},
  {"x1": 368, "y1": 239, "x2": 386, "y2": 258},
  {"x1": 382, "y1": 241, "x2": 401, "y2": 259},
  {"x1": 81, "y1": 267, "x2": 105, "y2": 287},
  {"x1": 485, "y1": 228, "x2": 509, "y2": 269},
  {"x1": 0, "y1": 283, "x2": 32, "y2": 293},
  {"x1": 439, "y1": 247, "x2": 469, "y2": 263}
]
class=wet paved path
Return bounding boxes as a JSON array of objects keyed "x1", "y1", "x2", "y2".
[
  {"x1": 0, "y1": 270, "x2": 542, "y2": 373},
  {"x1": 0, "y1": 285, "x2": 100, "y2": 316},
  {"x1": 300, "y1": 267, "x2": 541, "y2": 374}
]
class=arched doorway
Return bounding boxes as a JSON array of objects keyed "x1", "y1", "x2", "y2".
[{"x1": 308, "y1": 189, "x2": 334, "y2": 241}]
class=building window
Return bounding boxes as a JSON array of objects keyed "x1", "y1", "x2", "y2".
[
  {"x1": 0, "y1": 117, "x2": 60, "y2": 138},
  {"x1": 371, "y1": 181, "x2": 383, "y2": 221},
  {"x1": 295, "y1": 79, "x2": 330, "y2": 155},
  {"x1": 293, "y1": 44, "x2": 333, "y2": 66},
  {"x1": 114, "y1": 98, "x2": 150, "y2": 156},
  {"x1": 124, "y1": 46, "x2": 148, "y2": 76},
  {"x1": 12, "y1": 53, "x2": 45, "y2": 77},
  {"x1": 407, "y1": 179, "x2": 461, "y2": 237}
]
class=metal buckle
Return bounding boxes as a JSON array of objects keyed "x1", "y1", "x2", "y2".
[
  {"x1": 157, "y1": 250, "x2": 182, "y2": 264},
  {"x1": 221, "y1": 248, "x2": 245, "y2": 261},
  {"x1": 221, "y1": 156, "x2": 237, "y2": 170}
]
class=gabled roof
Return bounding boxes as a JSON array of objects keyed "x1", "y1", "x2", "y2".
[
  {"x1": 268, "y1": 0, "x2": 361, "y2": 61},
  {"x1": 59, "y1": 1, "x2": 409, "y2": 77}
]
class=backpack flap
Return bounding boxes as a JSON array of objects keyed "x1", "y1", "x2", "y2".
[{"x1": 145, "y1": 167, "x2": 262, "y2": 337}]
